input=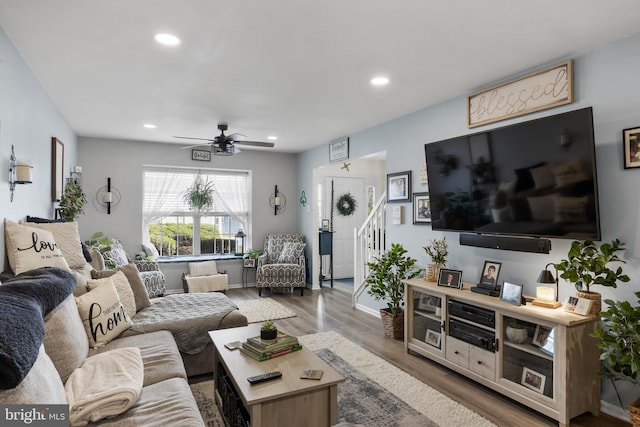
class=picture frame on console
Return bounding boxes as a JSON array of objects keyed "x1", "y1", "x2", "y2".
[
  {"x1": 387, "y1": 171, "x2": 411, "y2": 202},
  {"x1": 417, "y1": 294, "x2": 439, "y2": 312},
  {"x1": 521, "y1": 367, "x2": 546, "y2": 394},
  {"x1": 500, "y1": 281, "x2": 523, "y2": 306},
  {"x1": 425, "y1": 329, "x2": 441, "y2": 348},
  {"x1": 478, "y1": 260, "x2": 501, "y2": 289},
  {"x1": 622, "y1": 126, "x2": 640, "y2": 169},
  {"x1": 532, "y1": 325, "x2": 554, "y2": 356},
  {"x1": 437, "y1": 268, "x2": 462, "y2": 289}
]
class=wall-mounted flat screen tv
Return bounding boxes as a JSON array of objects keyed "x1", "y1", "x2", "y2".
[{"x1": 424, "y1": 107, "x2": 601, "y2": 240}]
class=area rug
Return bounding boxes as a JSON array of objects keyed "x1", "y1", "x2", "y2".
[
  {"x1": 191, "y1": 331, "x2": 495, "y2": 427},
  {"x1": 235, "y1": 298, "x2": 297, "y2": 323}
]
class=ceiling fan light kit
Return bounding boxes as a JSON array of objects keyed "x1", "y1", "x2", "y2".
[{"x1": 176, "y1": 123, "x2": 275, "y2": 157}]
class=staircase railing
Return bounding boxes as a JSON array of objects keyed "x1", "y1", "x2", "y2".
[{"x1": 353, "y1": 191, "x2": 386, "y2": 307}]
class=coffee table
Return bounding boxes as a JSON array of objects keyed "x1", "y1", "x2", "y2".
[{"x1": 209, "y1": 324, "x2": 345, "y2": 427}]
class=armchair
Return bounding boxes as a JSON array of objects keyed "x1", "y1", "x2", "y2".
[
  {"x1": 86, "y1": 237, "x2": 166, "y2": 298},
  {"x1": 256, "y1": 234, "x2": 306, "y2": 296}
]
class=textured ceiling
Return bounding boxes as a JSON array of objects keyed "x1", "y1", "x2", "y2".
[{"x1": 1, "y1": 1, "x2": 639, "y2": 153}]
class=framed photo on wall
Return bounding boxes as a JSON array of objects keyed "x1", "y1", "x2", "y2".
[
  {"x1": 387, "y1": 171, "x2": 411, "y2": 202},
  {"x1": 623, "y1": 126, "x2": 640, "y2": 169},
  {"x1": 51, "y1": 137, "x2": 64, "y2": 202},
  {"x1": 437, "y1": 268, "x2": 462, "y2": 289},
  {"x1": 412, "y1": 192, "x2": 431, "y2": 224}
]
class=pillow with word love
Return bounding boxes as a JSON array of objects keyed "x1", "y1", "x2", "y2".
[
  {"x1": 4, "y1": 219, "x2": 70, "y2": 275},
  {"x1": 75, "y1": 281, "x2": 133, "y2": 348}
]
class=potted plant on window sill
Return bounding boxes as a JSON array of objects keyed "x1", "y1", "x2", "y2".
[
  {"x1": 554, "y1": 239, "x2": 629, "y2": 315},
  {"x1": 366, "y1": 243, "x2": 422, "y2": 339},
  {"x1": 422, "y1": 237, "x2": 448, "y2": 281}
]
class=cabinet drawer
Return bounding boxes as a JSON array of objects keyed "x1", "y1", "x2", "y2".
[
  {"x1": 469, "y1": 346, "x2": 496, "y2": 381},
  {"x1": 445, "y1": 336, "x2": 469, "y2": 369}
]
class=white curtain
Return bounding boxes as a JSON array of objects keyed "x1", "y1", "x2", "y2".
[{"x1": 142, "y1": 168, "x2": 249, "y2": 243}]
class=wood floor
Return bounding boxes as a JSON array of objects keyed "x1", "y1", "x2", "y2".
[{"x1": 225, "y1": 283, "x2": 630, "y2": 427}]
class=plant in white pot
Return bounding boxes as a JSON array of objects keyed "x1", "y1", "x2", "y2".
[
  {"x1": 366, "y1": 243, "x2": 422, "y2": 339},
  {"x1": 592, "y1": 292, "x2": 640, "y2": 425},
  {"x1": 554, "y1": 239, "x2": 629, "y2": 315},
  {"x1": 422, "y1": 237, "x2": 448, "y2": 281}
]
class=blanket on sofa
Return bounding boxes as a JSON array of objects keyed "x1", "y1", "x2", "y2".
[
  {"x1": 0, "y1": 267, "x2": 75, "y2": 389},
  {"x1": 65, "y1": 347, "x2": 143, "y2": 426},
  {"x1": 123, "y1": 292, "x2": 238, "y2": 354}
]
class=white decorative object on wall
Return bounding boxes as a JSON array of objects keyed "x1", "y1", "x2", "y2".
[{"x1": 392, "y1": 205, "x2": 403, "y2": 225}]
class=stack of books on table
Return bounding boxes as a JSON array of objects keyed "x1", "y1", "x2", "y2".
[{"x1": 240, "y1": 333, "x2": 302, "y2": 362}]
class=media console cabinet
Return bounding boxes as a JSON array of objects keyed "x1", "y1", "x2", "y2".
[{"x1": 404, "y1": 279, "x2": 600, "y2": 427}]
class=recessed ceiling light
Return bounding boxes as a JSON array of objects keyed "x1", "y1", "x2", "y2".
[
  {"x1": 371, "y1": 76, "x2": 389, "y2": 86},
  {"x1": 267, "y1": 136, "x2": 278, "y2": 141},
  {"x1": 154, "y1": 33, "x2": 181, "y2": 46},
  {"x1": 143, "y1": 124, "x2": 157, "y2": 129}
]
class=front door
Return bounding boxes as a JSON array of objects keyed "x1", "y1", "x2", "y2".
[{"x1": 324, "y1": 176, "x2": 365, "y2": 279}]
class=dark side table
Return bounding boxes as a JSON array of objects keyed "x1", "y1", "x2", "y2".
[{"x1": 319, "y1": 231, "x2": 333, "y2": 288}]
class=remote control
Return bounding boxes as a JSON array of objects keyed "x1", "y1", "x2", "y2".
[{"x1": 247, "y1": 371, "x2": 282, "y2": 385}]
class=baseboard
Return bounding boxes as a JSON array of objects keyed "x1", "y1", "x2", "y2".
[
  {"x1": 600, "y1": 400, "x2": 630, "y2": 422},
  {"x1": 355, "y1": 303, "x2": 380, "y2": 318}
]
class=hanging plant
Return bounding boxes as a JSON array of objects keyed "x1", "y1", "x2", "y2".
[
  {"x1": 183, "y1": 175, "x2": 214, "y2": 212},
  {"x1": 336, "y1": 192, "x2": 357, "y2": 216}
]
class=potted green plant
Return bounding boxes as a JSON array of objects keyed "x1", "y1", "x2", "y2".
[
  {"x1": 592, "y1": 292, "x2": 640, "y2": 425},
  {"x1": 366, "y1": 243, "x2": 422, "y2": 339},
  {"x1": 260, "y1": 320, "x2": 278, "y2": 342},
  {"x1": 183, "y1": 176, "x2": 214, "y2": 212},
  {"x1": 554, "y1": 239, "x2": 630, "y2": 315},
  {"x1": 58, "y1": 180, "x2": 87, "y2": 221},
  {"x1": 422, "y1": 237, "x2": 448, "y2": 281}
]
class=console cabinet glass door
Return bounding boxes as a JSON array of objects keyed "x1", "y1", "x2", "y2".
[
  {"x1": 411, "y1": 289, "x2": 444, "y2": 352},
  {"x1": 501, "y1": 315, "x2": 555, "y2": 399}
]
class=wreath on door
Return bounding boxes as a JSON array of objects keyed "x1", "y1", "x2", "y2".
[{"x1": 337, "y1": 193, "x2": 357, "y2": 216}]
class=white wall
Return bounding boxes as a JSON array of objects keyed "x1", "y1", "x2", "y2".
[
  {"x1": 297, "y1": 33, "x2": 640, "y2": 411},
  {"x1": 77, "y1": 137, "x2": 298, "y2": 290},
  {"x1": 0, "y1": 25, "x2": 77, "y2": 270}
]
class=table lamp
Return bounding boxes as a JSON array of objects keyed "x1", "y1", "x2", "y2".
[{"x1": 532, "y1": 263, "x2": 561, "y2": 308}]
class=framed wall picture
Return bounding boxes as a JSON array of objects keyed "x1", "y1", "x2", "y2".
[
  {"x1": 329, "y1": 137, "x2": 349, "y2": 163},
  {"x1": 622, "y1": 126, "x2": 640, "y2": 169},
  {"x1": 521, "y1": 367, "x2": 546, "y2": 394},
  {"x1": 387, "y1": 171, "x2": 411, "y2": 202},
  {"x1": 51, "y1": 137, "x2": 64, "y2": 202},
  {"x1": 478, "y1": 260, "x2": 501, "y2": 289},
  {"x1": 413, "y1": 192, "x2": 431, "y2": 224},
  {"x1": 500, "y1": 281, "x2": 524, "y2": 306},
  {"x1": 437, "y1": 268, "x2": 463, "y2": 289},
  {"x1": 191, "y1": 148, "x2": 211, "y2": 162}
]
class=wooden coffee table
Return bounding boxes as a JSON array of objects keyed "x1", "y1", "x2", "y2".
[{"x1": 209, "y1": 324, "x2": 345, "y2": 427}]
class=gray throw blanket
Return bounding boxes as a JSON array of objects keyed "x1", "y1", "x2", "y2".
[
  {"x1": 0, "y1": 267, "x2": 75, "y2": 389},
  {"x1": 123, "y1": 292, "x2": 238, "y2": 354}
]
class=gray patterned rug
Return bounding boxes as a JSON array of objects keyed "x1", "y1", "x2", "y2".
[{"x1": 190, "y1": 331, "x2": 494, "y2": 427}]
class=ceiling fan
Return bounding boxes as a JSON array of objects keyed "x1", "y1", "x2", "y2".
[{"x1": 175, "y1": 123, "x2": 275, "y2": 156}]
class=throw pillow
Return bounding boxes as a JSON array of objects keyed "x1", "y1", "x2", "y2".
[
  {"x1": 514, "y1": 162, "x2": 544, "y2": 193},
  {"x1": 277, "y1": 242, "x2": 306, "y2": 264},
  {"x1": 88, "y1": 273, "x2": 136, "y2": 320},
  {"x1": 101, "y1": 240, "x2": 129, "y2": 269},
  {"x1": 554, "y1": 196, "x2": 589, "y2": 223},
  {"x1": 27, "y1": 221, "x2": 86, "y2": 269},
  {"x1": 91, "y1": 263, "x2": 151, "y2": 312},
  {"x1": 4, "y1": 219, "x2": 70, "y2": 275},
  {"x1": 75, "y1": 281, "x2": 133, "y2": 348},
  {"x1": 529, "y1": 165, "x2": 555, "y2": 190},
  {"x1": 189, "y1": 260, "x2": 218, "y2": 277},
  {"x1": 527, "y1": 195, "x2": 556, "y2": 222},
  {"x1": 551, "y1": 159, "x2": 590, "y2": 188},
  {"x1": 142, "y1": 242, "x2": 160, "y2": 259}
]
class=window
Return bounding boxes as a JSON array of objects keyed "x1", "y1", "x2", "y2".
[{"x1": 142, "y1": 167, "x2": 249, "y2": 257}]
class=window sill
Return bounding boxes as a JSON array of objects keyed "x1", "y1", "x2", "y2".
[{"x1": 157, "y1": 254, "x2": 243, "y2": 264}]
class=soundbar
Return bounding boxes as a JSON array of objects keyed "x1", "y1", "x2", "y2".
[{"x1": 459, "y1": 233, "x2": 551, "y2": 254}]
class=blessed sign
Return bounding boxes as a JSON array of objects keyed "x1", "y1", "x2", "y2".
[{"x1": 467, "y1": 60, "x2": 573, "y2": 128}]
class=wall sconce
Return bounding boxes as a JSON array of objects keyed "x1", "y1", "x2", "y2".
[
  {"x1": 234, "y1": 229, "x2": 246, "y2": 256},
  {"x1": 269, "y1": 185, "x2": 287, "y2": 215},
  {"x1": 533, "y1": 263, "x2": 561, "y2": 308},
  {"x1": 95, "y1": 177, "x2": 121, "y2": 214},
  {"x1": 8, "y1": 144, "x2": 33, "y2": 202}
]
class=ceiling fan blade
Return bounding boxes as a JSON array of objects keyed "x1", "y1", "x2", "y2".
[
  {"x1": 226, "y1": 133, "x2": 248, "y2": 141},
  {"x1": 179, "y1": 142, "x2": 213, "y2": 150},
  {"x1": 233, "y1": 140, "x2": 275, "y2": 148},
  {"x1": 173, "y1": 136, "x2": 215, "y2": 142}
]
